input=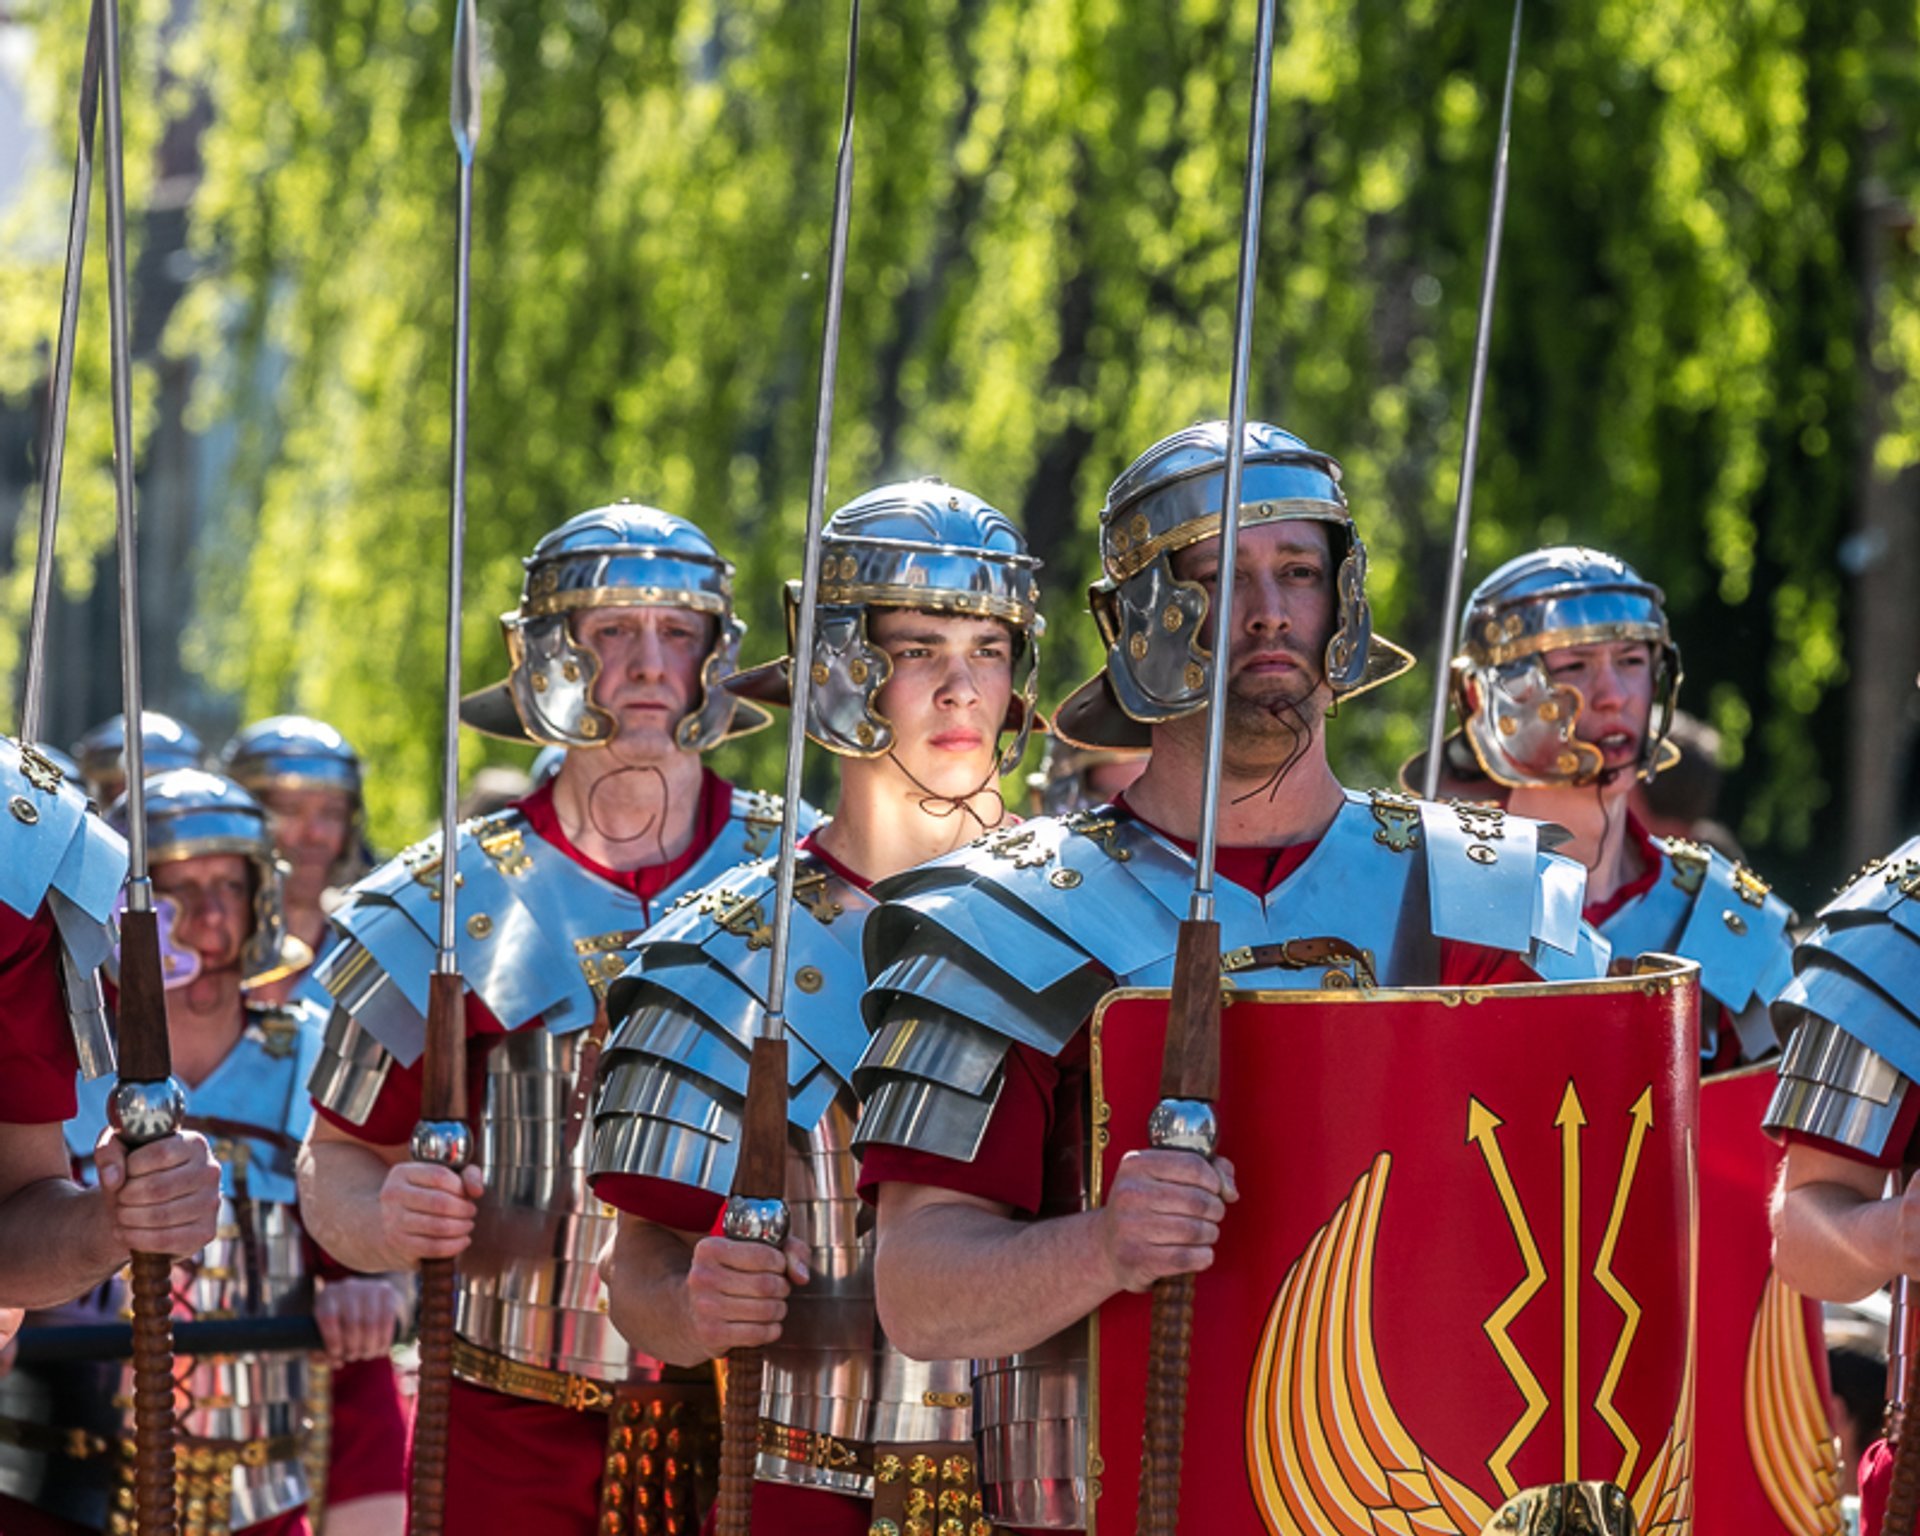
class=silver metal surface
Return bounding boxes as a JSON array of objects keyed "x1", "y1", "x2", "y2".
[
  {"x1": 722, "y1": 1196, "x2": 790, "y2": 1247},
  {"x1": 412, "y1": 1119, "x2": 474, "y2": 1168},
  {"x1": 1421, "y1": 0, "x2": 1525, "y2": 803},
  {"x1": 1146, "y1": 1098, "x2": 1218, "y2": 1156},
  {"x1": 21, "y1": 0, "x2": 104, "y2": 746},
  {"x1": 1453, "y1": 546, "x2": 1681, "y2": 788},
  {"x1": 106, "y1": 1076, "x2": 184, "y2": 1146},
  {"x1": 437, "y1": 0, "x2": 480, "y2": 971},
  {"x1": 219, "y1": 715, "x2": 363, "y2": 800}
]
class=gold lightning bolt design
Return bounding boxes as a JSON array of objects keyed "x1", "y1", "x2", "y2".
[
  {"x1": 1592, "y1": 1086, "x2": 1654, "y2": 1486},
  {"x1": 1466, "y1": 1097, "x2": 1548, "y2": 1498}
]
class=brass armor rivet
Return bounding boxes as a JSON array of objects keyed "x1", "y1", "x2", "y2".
[
  {"x1": 904, "y1": 1520, "x2": 932, "y2": 1536},
  {"x1": 812, "y1": 662, "x2": 830, "y2": 685},
  {"x1": 939, "y1": 1489, "x2": 966, "y2": 1513},
  {"x1": 849, "y1": 659, "x2": 870, "y2": 684},
  {"x1": 1723, "y1": 909, "x2": 1749, "y2": 935},
  {"x1": 1184, "y1": 662, "x2": 1205, "y2": 691},
  {"x1": 939, "y1": 1520, "x2": 965, "y2": 1536},
  {"x1": 876, "y1": 1453, "x2": 904, "y2": 1484},
  {"x1": 908, "y1": 1454, "x2": 937, "y2": 1484},
  {"x1": 971, "y1": 1522, "x2": 992, "y2": 1536},
  {"x1": 1049, "y1": 868, "x2": 1082, "y2": 889},
  {"x1": 856, "y1": 722, "x2": 876, "y2": 746},
  {"x1": 1555, "y1": 751, "x2": 1577, "y2": 773},
  {"x1": 1497, "y1": 716, "x2": 1517, "y2": 736},
  {"x1": 1538, "y1": 700, "x2": 1560, "y2": 722},
  {"x1": 1162, "y1": 605, "x2": 1182, "y2": 632},
  {"x1": 583, "y1": 716, "x2": 603, "y2": 737},
  {"x1": 563, "y1": 661, "x2": 582, "y2": 683},
  {"x1": 8, "y1": 796, "x2": 37, "y2": 824},
  {"x1": 1467, "y1": 844, "x2": 1498, "y2": 865},
  {"x1": 532, "y1": 671, "x2": 550, "y2": 692},
  {"x1": 467, "y1": 913, "x2": 494, "y2": 939},
  {"x1": 1482, "y1": 620, "x2": 1501, "y2": 643},
  {"x1": 940, "y1": 1456, "x2": 970, "y2": 1484},
  {"x1": 906, "y1": 1489, "x2": 934, "y2": 1515},
  {"x1": 795, "y1": 966, "x2": 824, "y2": 993},
  {"x1": 1130, "y1": 512, "x2": 1150, "y2": 540},
  {"x1": 1503, "y1": 613, "x2": 1525, "y2": 639},
  {"x1": 1129, "y1": 634, "x2": 1149, "y2": 660}
]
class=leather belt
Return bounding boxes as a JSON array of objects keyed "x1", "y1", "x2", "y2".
[
  {"x1": 757, "y1": 1417, "x2": 874, "y2": 1477},
  {"x1": 452, "y1": 1336, "x2": 618, "y2": 1414},
  {"x1": 0, "y1": 1415, "x2": 115, "y2": 1461}
]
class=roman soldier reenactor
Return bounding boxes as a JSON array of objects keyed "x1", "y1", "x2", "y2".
[
  {"x1": 1437, "y1": 547, "x2": 1796, "y2": 1068},
  {"x1": 850, "y1": 422, "x2": 1618, "y2": 1531},
  {"x1": 0, "y1": 770, "x2": 363, "y2": 1536},
  {"x1": 588, "y1": 482, "x2": 1042, "y2": 1533},
  {"x1": 298, "y1": 506, "x2": 815, "y2": 1536}
]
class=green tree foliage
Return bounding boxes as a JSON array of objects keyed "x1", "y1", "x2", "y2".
[{"x1": 3, "y1": 0, "x2": 1914, "y2": 895}]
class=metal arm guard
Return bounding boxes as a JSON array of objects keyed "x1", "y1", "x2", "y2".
[
  {"x1": 1765, "y1": 835, "x2": 1920, "y2": 1160},
  {"x1": 589, "y1": 854, "x2": 974, "y2": 1496},
  {"x1": 1598, "y1": 835, "x2": 1795, "y2": 1062},
  {"x1": 306, "y1": 786, "x2": 818, "y2": 1386},
  {"x1": 0, "y1": 1006, "x2": 325, "y2": 1531},
  {"x1": 853, "y1": 790, "x2": 1602, "y2": 1163},
  {"x1": 0, "y1": 738, "x2": 127, "y2": 1080}
]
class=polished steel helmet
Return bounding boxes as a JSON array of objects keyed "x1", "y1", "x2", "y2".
[
  {"x1": 108, "y1": 769, "x2": 310, "y2": 987},
  {"x1": 219, "y1": 715, "x2": 364, "y2": 800},
  {"x1": 1451, "y1": 546, "x2": 1682, "y2": 787},
  {"x1": 1054, "y1": 420, "x2": 1413, "y2": 748},
  {"x1": 72, "y1": 711, "x2": 203, "y2": 804},
  {"x1": 460, "y1": 503, "x2": 769, "y2": 752},
  {"x1": 729, "y1": 479, "x2": 1043, "y2": 773}
]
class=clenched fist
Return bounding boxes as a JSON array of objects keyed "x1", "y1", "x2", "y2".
[
  {"x1": 94, "y1": 1129, "x2": 222, "y2": 1260},
  {"x1": 378, "y1": 1161, "x2": 486, "y2": 1265},
  {"x1": 682, "y1": 1233, "x2": 812, "y2": 1357},
  {"x1": 1096, "y1": 1149, "x2": 1239, "y2": 1293}
]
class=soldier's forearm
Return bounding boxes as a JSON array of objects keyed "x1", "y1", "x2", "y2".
[
  {"x1": 605, "y1": 1218, "x2": 712, "y2": 1367},
  {"x1": 298, "y1": 1133, "x2": 411, "y2": 1274},
  {"x1": 874, "y1": 1198, "x2": 1117, "y2": 1361},
  {"x1": 0, "y1": 1178, "x2": 125, "y2": 1307},
  {"x1": 1773, "y1": 1179, "x2": 1901, "y2": 1303}
]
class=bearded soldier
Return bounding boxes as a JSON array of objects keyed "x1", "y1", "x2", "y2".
[
  {"x1": 299, "y1": 506, "x2": 815, "y2": 1536},
  {"x1": 72, "y1": 711, "x2": 203, "y2": 808},
  {"x1": 588, "y1": 483, "x2": 1039, "y2": 1533},
  {"x1": 1438, "y1": 548, "x2": 1796, "y2": 1067},
  {"x1": 847, "y1": 422, "x2": 1615, "y2": 1531},
  {"x1": 0, "y1": 771, "x2": 364, "y2": 1536},
  {"x1": 0, "y1": 741, "x2": 220, "y2": 1327}
]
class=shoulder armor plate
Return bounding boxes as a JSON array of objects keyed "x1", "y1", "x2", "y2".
[
  {"x1": 1764, "y1": 1015, "x2": 1909, "y2": 1159},
  {"x1": 1601, "y1": 838, "x2": 1796, "y2": 1014}
]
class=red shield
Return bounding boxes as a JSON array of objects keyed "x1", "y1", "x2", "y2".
[
  {"x1": 1089, "y1": 963, "x2": 1701, "y2": 1534},
  {"x1": 1694, "y1": 1064, "x2": 1842, "y2": 1535}
]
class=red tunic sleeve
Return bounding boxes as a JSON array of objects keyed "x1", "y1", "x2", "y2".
[
  {"x1": 0, "y1": 902, "x2": 79, "y2": 1124},
  {"x1": 311, "y1": 993, "x2": 505, "y2": 1148}
]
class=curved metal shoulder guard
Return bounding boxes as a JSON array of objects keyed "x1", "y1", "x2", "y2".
[
  {"x1": 0, "y1": 739, "x2": 126, "y2": 1079},
  {"x1": 1600, "y1": 836, "x2": 1795, "y2": 1016},
  {"x1": 589, "y1": 850, "x2": 874, "y2": 1203},
  {"x1": 853, "y1": 792, "x2": 1600, "y2": 1163},
  {"x1": 1765, "y1": 836, "x2": 1920, "y2": 1158},
  {"x1": 308, "y1": 786, "x2": 819, "y2": 1078}
]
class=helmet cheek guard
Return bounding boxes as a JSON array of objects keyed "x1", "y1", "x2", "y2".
[
  {"x1": 1455, "y1": 655, "x2": 1604, "y2": 787},
  {"x1": 805, "y1": 608, "x2": 897, "y2": 757},
  {"x1": 504, "y1": 611, "x2": 612, "y2": 747}
]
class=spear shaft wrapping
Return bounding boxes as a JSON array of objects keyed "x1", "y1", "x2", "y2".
[
  {"x1": 1419, "y1": 0, "x2": 1525, "y2": 803},
  {"x1": 408, "y1": 5, "x2": 482, "y2": 1532},
  {"x1": 22, "y1": 0, "x2": 105, "y2": 747},
  {"x1": 95, "y1": 2, "x2": 186, "y2": 1529},
  {"x1": 715, "y1": 7, "x2": 861, "y2": 1533},
  {"x1": 1137, "y1": 1, "x2": 1277, "y2": 1530}
]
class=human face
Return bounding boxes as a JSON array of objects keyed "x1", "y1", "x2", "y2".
[
  {"x1": 867, "y1": 609, "x2": 1015, "y2": 799},
  {"x1": 1173, "y1": 519, "x2": 1337, "y2": 730},
  {"x1": 576, "y1": 606, "x2": 715, "y2": 756},
  {"x1": 152, "y1": 854, "x2": 252, "y2": 975},
  {"x1": 259, "y1": 786, "x2": 354, "y2": 905},
  {"x1": 1542, "y1": 639, "x2": 1655, "y2": 777}
]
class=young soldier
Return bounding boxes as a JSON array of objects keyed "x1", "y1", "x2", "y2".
[
  {"x1": 588, "y1": 483, "x2": 1041, "y2": 1533},
  {"x1": 853, "y1": 422, "x2": 1605, "y2": 1531},
  {"x1": 1768, "y1": 820, "x2": 1920, "y2": 1535},
  {"x1": 298, "y1": 506, "x2": 813, "y2": 1536},
  {"x1": 1441, "y1": 547, "x2": 1796, "y2": 1066},
  {"x1": 0, "y1": 740, "x2": 220, "y2": 1314},
  {"x1": 221, "y1": 717, "x2": 404, "y2": 1536},
  {"x1": 0, "y1": 771, "x2": 383, "y2": 1536}
]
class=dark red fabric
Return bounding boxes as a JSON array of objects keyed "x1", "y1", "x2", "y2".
[
  {"x1": 414, "y1": 1379, "x2": 608, "y2": 1534},
  {"x1": 1862, "y1": 1434, "x2": 1891, "y2": 1536},
  {"x1": 313, "y1": 775, "x2": 739, "y2": 1147},
  {"x1": 698, "y1": 1483, "x2": 870, "y2": 1535},
  {"x1": 0, "y1": 902, "x2": 79, "y2": 1124},
  {"x1": 324, "y1": 1355, "x2": 408, "y2": 1503},
  {"x1": 0, "y1": 1494, "x2": 309, "y2": 1535}
]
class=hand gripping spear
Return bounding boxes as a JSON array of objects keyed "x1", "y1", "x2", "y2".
[
  {"x1": 407, "y1": 5, "x2": 481, "y2": 1533},
  {"x1": 86, "y1": 0, "x2": 189, "y2": 1528},
  {"x1": 715, "y1": 5, "x2": 860, "y2": 1532},
  {"x1": 1419, "y1": 0, "x2": 1525, "y2": 803},
  {"x1": 1133, "y1": 1, "x2": 1277, "y2": 1532},
  {"x1": 22, "y1": 0, "x2": 104, "y2": 750}
]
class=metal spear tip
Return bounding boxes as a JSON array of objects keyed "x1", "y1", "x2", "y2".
[{"x1": 450, "y1": 0, "x2": 481, "y2": 159}]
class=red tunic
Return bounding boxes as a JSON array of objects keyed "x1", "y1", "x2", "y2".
[
  {"x1": 312, "y1": 771, "x2": 738, "y2": 1534},
  {"x1": 0, "y1": 902, "x2": 80, "y2": 1124},
  {"x1": 0, "y1": 1494, "x2": 310, "y2": 1535}
]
